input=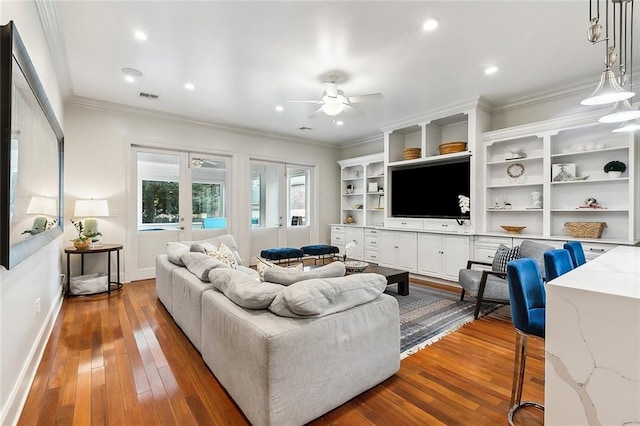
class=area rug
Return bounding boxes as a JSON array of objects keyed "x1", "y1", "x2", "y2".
[{"x1": 384, "y1": 283, "x2": 503, "y2": 358}]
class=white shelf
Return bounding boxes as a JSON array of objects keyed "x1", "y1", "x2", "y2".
[
  {"x1": 487, "y1": 156, "x2": 544, "y2": 166},
  {"x1": 487, "y1": 208, "x2": 543, "y2": 212},
  {"x1": 387, "y1": 151, "x2": 471, "y2": 167},
  {"x1": 486, "y1": 182, "x2": 543, "y2": 189},
  {"x1": 338, "y1": 153, "x2": 385, "y2": 227},
  {"x1": 550, "y1": 177, "x2": 628, "y2": 185},
  {"x1": 550, "y1": 146, "x2": 628, "y2": 159},
  {"x1": 551, "y1": 208, "x2": 628, "y2": 212}
]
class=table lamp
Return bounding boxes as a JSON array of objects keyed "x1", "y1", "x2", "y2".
[
  {"x1": 74, "y1": 199, "x2": 109, "y2": 245},
  {"x1": 25, "y1": 196, "x2": 57, "y2": 234}
]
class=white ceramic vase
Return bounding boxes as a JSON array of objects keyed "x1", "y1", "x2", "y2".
[{"x1": 607, "y1": 171, "x2": 622, "y2": 179}]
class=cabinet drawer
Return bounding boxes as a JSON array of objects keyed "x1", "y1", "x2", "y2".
[
  {"x1": 365, "y1": 250, "x2": 379, "y2": 263},
  {"x1": 580, "y1": 242, "x2": 612, "y2": 261},
  {"x1": 331, "y1": 225, "x2": 346, "y2": 234},
  {"x1": 331, "y1": 234, "x2": 345, "y2": 244},
  {"x1": 365, "y1": 233, "x2": 379, "y2": 247},
  {"x1": 385, "y1": 217, "x2": 423, "y2": 230}
]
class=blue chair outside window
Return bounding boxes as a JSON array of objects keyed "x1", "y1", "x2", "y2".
[
  {"x1": 202, "y1": 217, "x2": 227, "y2": 229},
  {"x1": 506, "y1": 257, "x2": 546, "y2": 425},
  {"x1": 543, "y1": 249, "x2": 574, "y2": 281},
  {"x1": 563, "y1": 241, "x2": 586, "y2": 268}
]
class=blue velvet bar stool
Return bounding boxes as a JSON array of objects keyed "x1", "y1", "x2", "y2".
[
  {"x1": 563, "y1": 241, "x2": 586, "y2": 268},
  {"x1": 543, "y1": 249, "x2": 575, "y2": 281},
  {"x1": 506, "y1": 258, "x2": 545, "y2": 425}
]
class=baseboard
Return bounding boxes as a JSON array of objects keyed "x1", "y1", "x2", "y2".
[{"x1": 0, "y1": 294, "x2": 63, "y2": 426}]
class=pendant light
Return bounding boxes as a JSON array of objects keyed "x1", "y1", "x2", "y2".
[{"x1": 581, "y1": 0, "x2": 636, "y2": 106}]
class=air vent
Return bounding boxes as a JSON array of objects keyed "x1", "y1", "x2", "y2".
[
  {"x1": 298, "y1": 126, "x2": 312, "y2": 131},
  {"x1": 139, "y1": 92, "x2": 159, "y2": 100}
]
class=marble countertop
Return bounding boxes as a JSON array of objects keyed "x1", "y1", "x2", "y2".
[{"x1": 546, "y1": 245, "x2": 640, "y2": 300}]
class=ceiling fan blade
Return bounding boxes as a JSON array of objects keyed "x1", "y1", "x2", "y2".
[
  {"x1": 347, "y1": 93, "x2": 383, "y2": 103},
  {"x1": 324, "y1": 82, "x2": 338, "y2": 98},
  {"x1": 342, "y1": 104, "x2": 363, "y2": 116},
  {"x1": 307, "y1": 106, "x2": 325, "y2": 118},
  {"x1": 284, "y1": 99, "x2": 321, "y2": 103}
]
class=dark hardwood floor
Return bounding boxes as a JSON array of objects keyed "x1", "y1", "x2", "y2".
[{"x1": 18, "y1": 279, "x2": 544, "y2": 425}]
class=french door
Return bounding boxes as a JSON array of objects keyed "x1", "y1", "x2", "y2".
[
  {"x1": 129, "y1": 146, "x2": 230, "y2": 280},
  {"x1": 250, "y1": 160, "x2": 313, "y2": 264}
]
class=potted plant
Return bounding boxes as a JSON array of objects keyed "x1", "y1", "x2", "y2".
[
  {"x1": 603, "y1": 160, "x2": 626, "y2": 178},
  {"x1": 70, "y1": 219, "x2": 100, "y2": 249}
]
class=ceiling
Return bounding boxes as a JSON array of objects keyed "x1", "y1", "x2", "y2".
[{"x1": 46, "y1": 1, "x2": 621, "y2": 145}]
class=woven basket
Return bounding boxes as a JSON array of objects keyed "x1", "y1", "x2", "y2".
[
  {"x1": 403, "y1": 148, "x2": 421, "y2": 160},
  {"x1": 564, "y1": 222, "x2": 607, "y2": 238}
]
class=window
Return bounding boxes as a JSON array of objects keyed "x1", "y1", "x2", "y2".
[
  {"x1": 289, "y1": 170, "x2": 307, "y2": 225},
  {"x1": 141, "y1": 180, "x2": 179, "y2": 224}
]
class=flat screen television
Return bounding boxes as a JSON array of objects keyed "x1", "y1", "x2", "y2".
[{"x1": 390, "y1": 159, "x2": 470, "y2": 219}]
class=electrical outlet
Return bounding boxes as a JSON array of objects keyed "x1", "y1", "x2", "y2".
[{"x1": 35, "y1": 298, "x2": 41, "y2": 314}]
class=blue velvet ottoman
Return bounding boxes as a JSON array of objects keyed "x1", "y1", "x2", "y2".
[
  {"x1": 260, "y1": 247, "x2": 304, "y2": 265},
  {"x1": 301, "y1": 244, "x2": 340, "y2": 265}
]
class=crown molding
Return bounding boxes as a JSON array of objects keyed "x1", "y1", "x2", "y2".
[
  {"x1": 35, "y1": 0, "x2": 72, "y2": 98},
  {"x1": 66, "y1": 96, "x2": 340, "y2": 149},
  {"x1": 341, "y1": 133, "x2": 384, "y2": 149},
  {"x1": 491, "y1": 80, "x2": 596, "y2": 112}
]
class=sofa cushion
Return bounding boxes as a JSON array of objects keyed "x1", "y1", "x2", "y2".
[
  {"x1": 180, "y1": 252, "x2": 230, "y2": 281},
  {"x1": 209, "y1": 269, "x2": 285, "y2": 309},
  {"x1": 492, "y1": 244, "x2": 521, "y2": 273},
  {"x1": 255, "y1": 256, "x2": 303, "y2": 281},
  {"x1": 166, "y1": 234, "x2": 244, "y2": 266},
  {"x1": 264, "y1": 261, "x2": 346, "y2": 286},
  {"x1": 268, "y1": 273, "x2": 386, "y2": 318}
]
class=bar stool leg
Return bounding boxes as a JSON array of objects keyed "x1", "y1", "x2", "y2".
[{"x1": 508, "y1": 329, "x2": 544, "y2": 425}]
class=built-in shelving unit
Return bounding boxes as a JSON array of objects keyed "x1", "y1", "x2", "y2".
[
  {"x1": 337, "y1": 154, "x2": 385, "y2": 227},
  {"x1": 481, "y1": 110, "x2": 638, "y2": 244}
]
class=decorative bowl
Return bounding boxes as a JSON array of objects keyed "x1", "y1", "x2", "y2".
[
  {"x1": 438, "y1": 141, "x2": 467, "y2": 155},
  {"x1": 500, "y1": 225, "x2": 527, "y2": 234},
  {"x1": 344, "y1": 260, "x2": 369, "y2": 273}
]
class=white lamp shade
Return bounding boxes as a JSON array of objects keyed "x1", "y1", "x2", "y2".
[
  {"x1": 74, "y1": 199, "x2": 109, "y2": 217},
  {"x1": 26, "y1": 196, "x2": 57, "y2": 216},
  {"x1": 581, "y1": 69, "x2": 635, "y2": 106}
]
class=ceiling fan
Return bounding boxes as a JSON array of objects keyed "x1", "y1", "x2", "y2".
[{"x1": 286, "y1": 76, "x2": 383, "y2": 118}]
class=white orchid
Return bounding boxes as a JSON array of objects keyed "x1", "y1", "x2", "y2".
[
  {"x1": 344, "y1": 240, "x2": 357, "y2": 261},
  {"x1": 457, "y1": 195, "x2": 470, "y2": 225},
  {"x1": 458, "y1": 195, "x2": 470, "y2": 214}
]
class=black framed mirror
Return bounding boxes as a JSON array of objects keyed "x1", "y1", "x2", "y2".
[{"x1": 1, "y1": 21, "x2": 64, "y2": 269}]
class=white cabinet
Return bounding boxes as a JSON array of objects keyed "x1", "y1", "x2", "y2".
[
  {"x1": 338, "y1": 154, "x2": 384, "y2": 227},
  {"x1": 481, "y1": 110, "x2": 638, "y2": 244},
  {"x1": 378, "y1": 230, "x2": 417, "y2": 272},
  {"x1": 417, "y1": 233, "x2": 470, "y2": 281},
  {"x1": 364, "y1": 228, "x2": 380, "y2": 263}
]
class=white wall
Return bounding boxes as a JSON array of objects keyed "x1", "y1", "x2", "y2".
[
  {"x1": 64, "y1": 102, "x2": 342, "y2": 280},
  {"x1": 0, "y1": 3, "x2": 66, "y2": 425}
]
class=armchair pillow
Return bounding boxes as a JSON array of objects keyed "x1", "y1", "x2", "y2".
[
  {"x1": 492, "y1": 244, "x2": 521, "y2": 273},
  {"x1": 209, "y1": 268, "x2": 285, "y2": 309},
  {"x1": 263, "y1": 261, "x2": 346, "y2": 286},
  {"x1": 268, "y1": 273, "x2": 387, "y2": 318},
  {"x1": 204, "y1": 242, "x2": 238, "y2": 269}
]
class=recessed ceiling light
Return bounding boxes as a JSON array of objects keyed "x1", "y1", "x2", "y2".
[
  {"x1": 422, "y1": 19, "x2": 439, "y2": 31},
  {"x1": 484, "y1": 66, "x2": 499, "y2": 75},
  {"x1": 335, "y1": 120, "x2": 344, "y2": 126},
  {"x1": 184, "y1": 82, "x2": 195, "y2": 90},
  {"x1": 125, "y1": 75, "x2": 135, "y2": 83},
  {"x1": 134, "y1": 31, "x2": 147, "y2": 41},
  {"x1": 121, "y1": 67, "x2": 143, "y2": 77},
  {"x1": 275, "y1": 105, "x2": 284, "y2": 112}
]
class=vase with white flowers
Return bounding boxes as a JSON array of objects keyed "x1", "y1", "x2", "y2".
[
  {"x1": 343, "y1": 240, "x2": 357, "y2": 261},
  {"x1": 456, "y1": 195, "x2": 470, "y2": 226}
]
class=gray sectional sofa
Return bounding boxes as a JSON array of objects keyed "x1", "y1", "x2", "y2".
[{"x1": 155, "y1": 234, "x2": 401, "y2": 426}]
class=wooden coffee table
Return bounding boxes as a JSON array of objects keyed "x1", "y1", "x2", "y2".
[{"x1": 354, "y1": 264, "x2": 409, "y2": 296}]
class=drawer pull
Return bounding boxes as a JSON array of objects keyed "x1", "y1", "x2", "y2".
[{"x1": 588, "y1": 248, "x2": 605, "y2": 252}]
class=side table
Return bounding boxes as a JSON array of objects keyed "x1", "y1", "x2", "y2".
[{"x1": 64, "y1": 244, "x2": 123, "y2": 296}]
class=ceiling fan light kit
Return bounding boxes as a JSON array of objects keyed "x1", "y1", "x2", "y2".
[
  {"x1": 286, "y1": 76, "x2": 382, "y2": 119},
  {"x1": 582, "y1": 0, "x2": 638, "y2": 132}
]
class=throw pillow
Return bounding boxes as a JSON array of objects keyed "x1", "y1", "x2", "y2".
[
  {"x1": 255, "y1": 256, "x2": 303, "y2": 282},
  {"x1": 167, "y1": 242, "x2": 190, "y2": 265},
  {"x1": 268, "y1": 273, "x2": 387, "y2": 318},
  {"x1": 263, "y1": 261, "x2": 346, "y2": 286},
  {"x1": 190, "y1": 241, "x2": 218, "y2": 253},
  {"x1": 180, "y1": 252, "x2": 230, "y2": 281},
  {"x1": 205, "y1": 242, "x2": 238, "y2": 269},
  {"x1": 209, "y1": 268, "x2": 285, "y2": 309},
  {"x1": 492, "y1": 244, "x2": 521, "y2": 274}
]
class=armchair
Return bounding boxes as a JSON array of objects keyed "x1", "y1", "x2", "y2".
[{"x1": 458, "y1": 240, "x2": 555, "y2": 319}]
